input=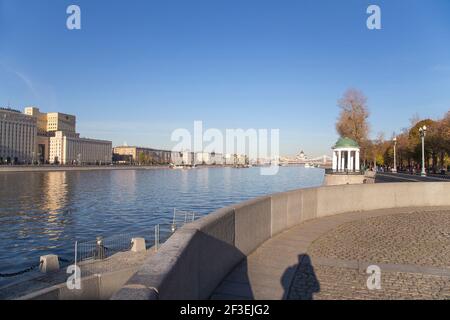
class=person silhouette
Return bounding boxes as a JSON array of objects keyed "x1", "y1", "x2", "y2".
[{"x1": 281, "y1": 254, "x2": 320, "y2": 300}]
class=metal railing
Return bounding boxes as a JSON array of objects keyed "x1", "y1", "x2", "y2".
[
  {"x1": 171, "y1": 208, "x2": 196, "y2": 233},
  {"x1": 325, "y1": 168, "x2": 365, "y2": 175},
  {"x1": 0, "y1": 208, "x2": 199, "y2": 283}
]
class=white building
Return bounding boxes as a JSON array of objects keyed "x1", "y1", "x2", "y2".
[
  {"x1": 0, "y1": 108, "x2": 37, "y2": 164},
  {"x1": 171, "y1": 151, "x2": 193, "y2": 166},
  {"x1": 193, "y1": 152, "x2": 225, "y2": 165},
  {"x1": 49, "y1": 131, "x2": 112, "y2": 165},
  {"x1": 224, "y1": 154, "x2": 234, "y2": 165},
  {"x1": 209, "y1": 152, "x2": 224, "y2": 165},
  {"x1": 194, "y1": 152, "x2": 210, "y2": 165},
  {"x1": 332, "y1": 137, "x2": 360, "y2": 173},
  {"x1": 224, "y1": 153, "x2": 247, "y2": 165}
]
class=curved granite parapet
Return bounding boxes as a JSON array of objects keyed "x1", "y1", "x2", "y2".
[{"x1": 112, "y1": 182, "x2": 450, "y2": 300}]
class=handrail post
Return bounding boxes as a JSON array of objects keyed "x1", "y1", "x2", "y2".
[{"x1": 154, "y1": 224, "x2": 160, "y2": 251}]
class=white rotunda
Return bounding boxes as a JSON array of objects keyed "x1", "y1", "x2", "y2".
[{"x1": 332, "y1": 137, "x2": 360, "y2": 173}]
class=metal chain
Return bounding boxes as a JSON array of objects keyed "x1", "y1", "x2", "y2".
[
  {"x1": 0, "y1": 261, "x2": 42, "y2": 278},
  {"x1": 0, "y1": 257, "x2": 73, "y2": 278},
  {"x1": 1, "y1": 224, "x2": 191, "y2": 278},
  {"x1": 58, "y1": 257, "x2": 71, "y2": 263}
]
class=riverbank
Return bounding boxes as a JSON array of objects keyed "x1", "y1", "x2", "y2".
[
  {"x1": 0, "y1": 165, "x2": 174, "y2": 173},
  {"x1": 0, "y1": 165, "x2": 245, "y2": 173},
  {"x1": 0, "y1": 166, "x2": 325, "y2": 290},
  {"x1": 0, "y1": 164, "x2": 322, "y2": 173},
  {"x1": 0, "y1": 165, "x2": 270, "y2": 173},
  {"x1": 0, "y1": 164, "x2": 281, "y2": 173}
]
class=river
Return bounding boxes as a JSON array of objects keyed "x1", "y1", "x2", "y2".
[{"x1": 0, "y1": 166, "x2": 324, "y2": 282}]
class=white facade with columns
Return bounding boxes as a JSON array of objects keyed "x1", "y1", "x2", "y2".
[{"x1": 332, "y1": 138, "x2": 361, "y2": 173}]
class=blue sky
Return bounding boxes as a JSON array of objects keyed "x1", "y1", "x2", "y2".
[{"x1": 1, "y1": 0, "x2": 449, "y2": 156}]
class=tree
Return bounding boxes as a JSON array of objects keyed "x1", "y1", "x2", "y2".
[
  {"x1": 409, "y1": 119, "x2": 435, "y2": 167},
  {"x1": 336, "y1": 88, "x2": 371, "y2": 162},
  {"x1": 441, "y1": 111, "x2": 450, "y2": 154},
  {"x1": 138, "y1": 152, "x2": 146, "y2": 165},
  {"x1": 336, "y1": 89, "x2": 370, "y2": 144},
  {"x1": 370, "y1": 110, "x2": 450, "y2": 172}
]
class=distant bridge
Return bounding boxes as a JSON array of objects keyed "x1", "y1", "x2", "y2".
[{"x1": 279, "y1": 155, "x2": 332, "y2": 166}]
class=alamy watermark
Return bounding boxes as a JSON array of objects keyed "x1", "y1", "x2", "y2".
[
  {"x1": 366, "y1": 265, "x2": 382, "y2": 290},
  {"x1": 367, "y1": 5, "x2": 382, "y2": 30},
  {"x1": 171, "y1": 121, "x2": 280, "y2": 175},
  {"x1": 66, "y1": 4, "x2": 381, "y2": 31},
  {"x1": 66, "y1": 5, "x2": 81, "y2": 30},
  {"x1": 66, "y1": 241, "x2": 81, "y2": 290}
]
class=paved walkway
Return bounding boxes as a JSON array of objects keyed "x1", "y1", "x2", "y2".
[
  {"x1": 375, "y1": 172, "x2": 450, "y2": 183},
  {"x1": 211, "y1": 206, "x2": 450, "y2": 300}
]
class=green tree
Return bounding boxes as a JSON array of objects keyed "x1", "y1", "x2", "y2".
[{"x1": 138, "y1": 152, "x2": 146, "y2": 165}]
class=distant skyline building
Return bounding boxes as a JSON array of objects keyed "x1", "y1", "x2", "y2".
[
  {"x1": 113, "y1": 146, "x2": 239, "y2": 166},
  {"x1": 0, "y1": 107, "x2": 37, "y2": 164},
  {"x1": 24, "y1": 106, "x2": 112, "y2": 165},
  {"x1": 50, "y1": 131, "x2": 112, "y2": 165},
  {"x1": 171, "y1": 150, "x2": 194, "y2": 166},
  {"x1": 113, "y1": 146, "x2": 171, "y2": 165},
  {"x1": 208, "y1": 152, "x2": 224, "y2": 165},
  {"x1": 24, "y1": 107, "x2": 76, "y2": 133}
]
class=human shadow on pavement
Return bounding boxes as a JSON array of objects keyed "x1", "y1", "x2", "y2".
[{"x1": 281, "y1": 254, "x2": 320, "y2": 300}]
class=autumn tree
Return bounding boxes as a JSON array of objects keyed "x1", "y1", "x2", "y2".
[
  {"x1": 336, "y1": 88, "x2": 371, "y2": 161},
  {"x1": 372, "y1": 111, "x2": 450, "y2": 172}
]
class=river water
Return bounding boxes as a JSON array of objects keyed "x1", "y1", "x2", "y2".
[{"x1": 0, "y1": 166, "x2": 324, "y2": 281}]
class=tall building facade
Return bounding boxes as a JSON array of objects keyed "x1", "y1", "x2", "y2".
[
  {"x1": 25, "y1": 107, "x2": 77, "y2": 163},
  {"x1": 0, "y1": 108, "x2": 37, "y2": 164},
  {"x1": 25, "y1": 107, "x2": 111, "y2": 165},
  {"x1": 24, "y1": 107, "x2": 76, "y2": 133},
  {"x1": 50, "y1": 131, "x2": 112, "y2": 165}
]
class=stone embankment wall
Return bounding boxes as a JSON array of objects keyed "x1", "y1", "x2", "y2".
[
  {"x1": 112, "y1": 182, "x2": 450, "y2": 300},
  {"x1": 323, "y1": 170, "x2": 376, "y2": 186}
]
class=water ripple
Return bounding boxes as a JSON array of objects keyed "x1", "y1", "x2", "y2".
[{"x1": 0, "y1": 167, "x2": 324, "y2": 280}]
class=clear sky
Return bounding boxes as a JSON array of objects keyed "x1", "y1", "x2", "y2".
[{"x1": 1, "y1": 0, "x2": 449, "y2": 156}]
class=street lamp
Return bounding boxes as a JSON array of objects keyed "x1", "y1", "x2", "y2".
[
  {"x1": 392, "y1": 137, "x2": 397, "y2": 173},
  {"x1": 419, "y1": 125, "x2": 427, "y2": 177}
]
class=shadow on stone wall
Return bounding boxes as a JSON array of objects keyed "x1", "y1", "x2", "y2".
[
  {"x1": 210, "y1": 258, "x2": 254, "y2": 299},
  {"x1": 112, "y1": 228, "x2": 253, "y2": 300},
  {"x1": 282, "y1": 254, "x2": 320, "y2": 300}
]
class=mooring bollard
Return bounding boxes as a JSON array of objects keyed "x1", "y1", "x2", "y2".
[
  {"x1": 131, "y1": 237, "x2": 146, "y2": 253},
  {"x1": 94, "y1": 236, "x2": 106, "y2": 260},
  {"x1": 40, "y1": 254, "x2": 60, "y2": 273}
]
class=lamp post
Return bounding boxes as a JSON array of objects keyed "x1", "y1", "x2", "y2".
[
  {"x1": 392, "y1": 137, "x2": 397, "y2": 173},
  {"x1": 419, "y1": 125, "x2": 427, "y2": 177}
]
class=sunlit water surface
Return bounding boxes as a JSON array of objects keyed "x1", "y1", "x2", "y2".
[{"x1": 0, "y1": 166, "x2": 324, "y2": 280}]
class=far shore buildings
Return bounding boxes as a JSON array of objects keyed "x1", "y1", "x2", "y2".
[
  {"x1": 0, "y1": 107, "x2": 37, "y2": 164},
  {"x1": 113, "y1": 146, "x2": 172, "y2": 165},
  {"x1": 113, "y1": 146, "x2": 199, "y2": 166},
  {"x1": 113, "y1": 145, "x2": 244, "y2": 166},
  {"x1": 0, "y1": 106, "x2": 112, "y2": 165},
  {"x1": 50, "y1": 131, "x2": 112, "y2": 165}
]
